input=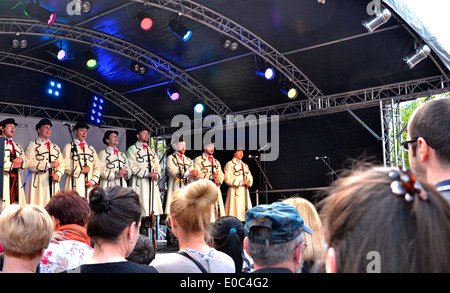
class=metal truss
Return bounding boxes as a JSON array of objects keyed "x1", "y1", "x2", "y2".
[
  {"x1": 0, "y1": 101, "x2": 136, "y2": 130},
  {"x1": 0, "y1": 51, "x2": 152, "y2": 130},
  {"x1": 0, "y1": 18, "x2": 232, "y2": 118},
  {"x1": 155, "y1": 74, "x2": 450, "y2": 136},
  {"x1": 231, "y1": 74, "x2": 450, "y2": 120},
  {"x1": 379, "y1": 99, "x2": 404, "y2": 167},
  {"x1": 133, "y1": 0, "x2": 323, "y2": 102}
]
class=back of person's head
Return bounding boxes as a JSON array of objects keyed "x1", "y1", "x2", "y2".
[
  {"x1": 0, "y1": 204, "x2": 53, "y2": 259},
  {"x1": 170, "y1": 179, "x2": 218, "y2": 232},
  {"x1": 45, "y1": 190, "x2": 90, "y2": 226},
  {"x1": 87, "y1": 186, "x2": 143, "y2": 244},
  {"x1": 409, "y1": 97, "x2": 450, "y2": 165},
  {"x1": 320, "y1": 165, "x2": 450, "y2": 273},
  {"x1": 282, "y1": 197, "x2": 325, "y2": 262},
  {"x1": 244, "y1": 202, "x2": 312, "y2": 270},
  {"x1": 208, "y1": 216, "x2": 245, "y2": 273},
  {"x1": 126, "y1": 234, "x2": 155, "y2": 265}
]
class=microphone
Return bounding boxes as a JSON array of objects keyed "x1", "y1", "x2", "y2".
[
  {"x1": 258, "y1": 144, "x2": 268, "y2": 152},
  {"x1": 315, "y1": 156, "x2": 328, "y2": 160},
  {"x1": 248, "y1": 155, "x2": 259, "y2": 159},
  {"x1": 63, "y1": 122, "x2": 73, "y2": 128}
]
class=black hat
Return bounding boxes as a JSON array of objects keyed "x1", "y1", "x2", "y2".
[
  {"x1": 103, "y1": 130, "x2": 119, "y2": 145},
  {"x1": 35, "y1": 118, "x2": 53, "y2": 130},
  {"x1": 136, "y1": 125, "x2": 150, "y2": 135},
  {"x1": 0, "y1": 118, "x2": 17, "y2": 128},
  {"x1": 74, "y1": 122, "x2": 89, "y2": 131}
]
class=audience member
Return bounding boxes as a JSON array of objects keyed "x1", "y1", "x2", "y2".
[
  {"x1": 405, "y1": 96, "x2": 450, "y2": 202},
  {"x1": 320, "y1": 165, "x2": 450, "y2": 273},
  {"x1": 282, "y1": 197, "x2": 326, "y2": 272},
  {"x1": 40, "y1": 190, "x2": 93, "y2": 273},
  {"x1": 65, "y1": 186, "x2": 158, "y2": 273},
  {"x1": 244, "y1": 202, "x2": 313, "y2": 273},
  {"x1": 208, "y1": 216, "x2": 253, "y2": 273},
  {"x1": 0, "y1": 204, "x2": 53, "y2": 273},
  {"x1": 126, "y1": 234, "x2": 156, "y2": 265},
  {"x1": 150, "y1": 179, "x2": 235, "y2": 273}
]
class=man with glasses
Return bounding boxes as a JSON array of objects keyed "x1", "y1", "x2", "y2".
[{"x1": 405, "y1": 96, "x2": 450, "y2": 202}]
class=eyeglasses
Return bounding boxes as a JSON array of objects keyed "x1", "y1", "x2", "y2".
[{"x1": 400, "y1": 138, "x2": 418, "y2": 151}]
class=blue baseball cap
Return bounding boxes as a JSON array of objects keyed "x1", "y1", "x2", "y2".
[{"x1": 245, "y1": 202, "x2": 313, "y2": 245}]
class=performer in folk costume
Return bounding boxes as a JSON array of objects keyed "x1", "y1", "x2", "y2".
[
  {"x1": 127, "y1": 125, "x2": 163, "y2": 217},
  {"x1": 25, "y1": 119, "x2": 65, "y2": 207},
  {"x1": 224, "y1": 148, "x2": 254, "y2": 221},
  {"x1": 194, "y1": 142, "x2": 225, "y2": 221},
  {"x1": 165, "y1": 139, "x2": 198, "y2": 214},
  {"x1": 62, "y1": 122, "x2": 101, "y2": 198},
  {"x1": 97, "y1": 130, "x2": 130, "y2": 188},
  {"x1": 0, "y1": 118, "x2": 27, "y2": 208}
]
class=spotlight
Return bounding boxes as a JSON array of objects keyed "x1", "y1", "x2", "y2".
[
  {"x1": 25, "y1": 2, "x2": 57, "y2": 26},
  {"x1": 130, "y1": 61, "x2": 148, "y2": 76},
  {"x1": 83, "y1": 50, "x2": 98, "y2": 69},
  {"x1": 403, "y1": 44, "x2": 431, "y2": 69},
  {"x1": 47, "y1": 80, "x2": 62, "y2": 97},
  {"x1": 80, "y1": 1, "x2": 92, "y2": 14},
  {"x1": 194, "y1": 103, "x2": 205, "y2": 114},
  {"x1": 362, "y1": 8, "x2": 391, "y2": 33},
  {"x1": 281, "y1": 86, "x2": 298, "y2": 99},
  {"x1": 47, "y1": 44, "x2": 67, "y2": 61},
  {"x1": 256, "y1": 66, "x2": 275, "y2": 80},
  {"x1": 90, "y1": 96, "x2": 104, "y2": 125},
  {"x1": 136, "y1": 11, "x2": 153, "y2": 31},
  {"x1": 167, "y1": 83, "x2": 180, "y2": 101},
  {"x1": 168, "y1": 18, "x2": 192, "y2": 42},
  {"x1": 221, "y1": 37, "x2": 238, "y2": 51},
  {"x1": 11, "y1": 38, "x2": 28, "y2": 49}
]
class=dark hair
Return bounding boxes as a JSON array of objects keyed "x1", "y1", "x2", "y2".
[
  {"x1": 409, "y1": 97, "x2": 450, "y2": 164},
  {"x1": 319, "y1": 165, "x2": 450, "y2": 273},
  {"x1": 126, "y1": 234, "x2": 155, "y2": 265},
  {"x1": 208, "y1": 216, "x2": 245, "y2": 273},
  {"x1": 87, "y1": 186, "x2": 143, "y2": 243},
  {"x1": 45, "y1": 190, "x2": 90, "y2": 226}
]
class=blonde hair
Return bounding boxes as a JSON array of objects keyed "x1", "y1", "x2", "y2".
[
  {"x1": 282, "y1": 197, "x2": 326, "y2": 262},
  {"x1": 0, "y1": 204, "x2": 53, "y2": 259},
  {"x1": 170, "y1": 179, "x2": 218, "y2": 232}
]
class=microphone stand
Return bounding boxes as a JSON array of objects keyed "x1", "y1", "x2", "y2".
[
  {"x1": 317, "y1": 157, "x2": 340, "y2": 184},
  {"x1": 252, "y1": 156, "x2": 272, "y2": 204}
]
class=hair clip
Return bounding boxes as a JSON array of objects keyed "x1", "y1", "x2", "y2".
[{"x1": 388, "y1": 166, "x2": 428, "y2": 202}]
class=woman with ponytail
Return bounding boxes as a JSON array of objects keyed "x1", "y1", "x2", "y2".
[
  {"x1": 150, "y1": 179, "x2": 235, "y2": 273},
  {"x1": 64, "y1": 186, "x2": 158, "y2": 273},
  {"x1": 208, "y1": 216, "x2": 254, "y2": 273}
]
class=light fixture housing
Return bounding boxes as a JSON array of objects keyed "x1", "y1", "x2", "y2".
[
  {"x1": 221, "y1": 37, "x2": 238, "y2": 51},
  {"x1": 47, "y1": 44, "x2": 67, "y2": 61},
  {"x1": 167, "y1": 83, "x2": 181, "y2": 101},
  {"x1": 168, "y1": 18, "x2": 192, "y2": 41},
  {"x1": 136, "y1": 11, "x2": 153, "y2": 31},
  {"x1": 403, "y1": 44, "x2": 431, "y2": 69},
  {"x1": 130, "y1": 61, "x2": 148, "y2": 76},
  {"x1": 362, "y1": 8, "x2": 391, "y2": 33},
  {"x1": 80, "y1": 1, "x2": 92, "y2": 14},
  {"x1": 25, "y1": 2, "x2": 57, "y2": 26},
  {"x1": 83, "y1": 50, "x2": 98, "y2": 69}
]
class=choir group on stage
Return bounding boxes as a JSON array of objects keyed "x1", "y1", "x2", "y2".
[{"x1": 0, "y1": 117, "x2": 253, "y2": 225}]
